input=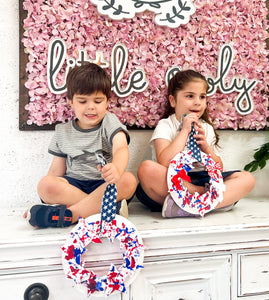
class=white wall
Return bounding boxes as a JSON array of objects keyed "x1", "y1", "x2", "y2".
[
  {"x1": 127, "y1": 130, "x2": 269, "y2": 200},
  {"x1": 0, "y1": 0, "x2": 268, "y2": 209}
]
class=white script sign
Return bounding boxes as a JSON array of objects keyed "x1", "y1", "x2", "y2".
[{"x1": 47, "y1": 39, "x2": 257, "y2": 115}]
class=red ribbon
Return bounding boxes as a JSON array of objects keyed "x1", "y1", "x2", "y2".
[
  {"x1": 171, "y1": 170, "x2": 191, "y2": 191},
  {"x1": 206, "y1": 162, "x2": 222, "y2": 180}
]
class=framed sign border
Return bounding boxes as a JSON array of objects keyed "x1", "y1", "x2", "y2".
[
  {"x1": 19, "y1": 0, "x2": 269, "y2": 131},
  {"x1": 19, "y1": 0, "x2": 58, "y2": 130}
]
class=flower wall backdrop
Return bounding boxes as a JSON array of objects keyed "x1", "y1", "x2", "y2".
[{"x1": 21, "y1": 0, "x2": 269, "y2": 129}]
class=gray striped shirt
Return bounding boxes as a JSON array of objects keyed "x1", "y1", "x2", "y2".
[{"x1": 48, "y1": 112, "x2": 130, "y2": 180}]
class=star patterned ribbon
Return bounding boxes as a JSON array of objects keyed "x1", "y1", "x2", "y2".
[
  {"x1": 95, "y1": 152, "x2": 118, "y2": 225},
  {"x1": 101, "y1": 183, "x2": 117, "y2": 223},
  {"x1": 187, "y1": 123, "x2": 202, "y2": 162}
]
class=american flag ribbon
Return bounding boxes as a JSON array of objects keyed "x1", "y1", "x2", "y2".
[
  {"x1": 95, "y1": 152, "x2": 118, "y2": 224},
  {"x1": 186, "y1": 121, "x2": 202, "y2": 162}
]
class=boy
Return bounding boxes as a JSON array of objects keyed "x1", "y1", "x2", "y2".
[{"x1": 27, "y1": 63, "x2": 137, "y2": 228}]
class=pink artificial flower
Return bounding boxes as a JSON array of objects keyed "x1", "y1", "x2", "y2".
[{"x1": 21, "y1": 0, "x2": 269, "y2": 129}]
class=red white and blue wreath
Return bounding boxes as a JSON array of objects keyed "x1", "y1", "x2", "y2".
[
  {"x1": 167, "y1": 151, "x2": 226, "y2": 216},
  {"x1": 61, "y1": 215, "x2": 144, "y2": 296},
  {"x1": 61, "y1": 155, "x2": 144, "y2": 297}
]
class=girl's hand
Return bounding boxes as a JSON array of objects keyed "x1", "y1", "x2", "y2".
[
  {"x1": 181, "y1": 113, "x2": 199, "y2": 133},
  {"x1": 100, "y1": 163, "x2": 120, "y2": 184},
  {"x1": 194, "y1": 124, "x2": 223, "y2": 167},
  {"x1": 194, "y1": 124, "x2": 210, "y2": 153}
]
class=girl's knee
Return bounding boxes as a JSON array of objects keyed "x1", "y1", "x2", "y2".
[
  {"x1": 243, "y1": 171, "x2": 255, "y2": 190},
  {"x1": 234, "y1": 171, "x2": 255, "y2": 191},
  {"x1": 137, "y1": 160, "x2": 155, "y2": 180}
]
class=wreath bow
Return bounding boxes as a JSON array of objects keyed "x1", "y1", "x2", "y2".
[{"x1": 206, "y1": 162, "x2": 222, "y2": 181}]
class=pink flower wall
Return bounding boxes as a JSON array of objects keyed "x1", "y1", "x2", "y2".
[{"x1": 22, "y1": 0, "x2": 269, "y2": 129}]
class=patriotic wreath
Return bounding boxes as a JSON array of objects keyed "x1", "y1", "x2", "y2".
[
  {"x1": 61, "y1": 214, "x2": 144, "y2": 297},
  {"x1": 167, "y1": 151, "x2": 226, "y2": 216}
]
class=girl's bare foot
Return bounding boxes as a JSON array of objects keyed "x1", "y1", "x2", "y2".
[{"x1": 182, "y1": 180, "x2": 205, "y2": 194}]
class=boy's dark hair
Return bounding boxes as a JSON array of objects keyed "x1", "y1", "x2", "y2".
[{"x1": 66, "y1": 63, "x2": 111, "y2": 100}]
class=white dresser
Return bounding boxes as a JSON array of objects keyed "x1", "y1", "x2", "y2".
[{"x1": 1, "y1": 197, "x2": 269, "y2": 300}]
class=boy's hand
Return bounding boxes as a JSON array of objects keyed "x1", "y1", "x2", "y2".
[{"x1": 100, "y1": 163, "x2": 121, "y2": 184}]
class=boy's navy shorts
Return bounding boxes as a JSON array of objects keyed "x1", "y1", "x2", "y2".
[
  {"x1": 40, "y1": 177, "x2": 105, "y2": 203},
  {"x1": 63, "y1": 176, "x2": 105, "y2": 194},
  {"x1": 40, "y1": 176, "x2": 135, "y2": 204}
]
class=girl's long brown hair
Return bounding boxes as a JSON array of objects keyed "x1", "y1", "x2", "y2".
[{"x1": 164, "y1": 69, "x2": 219, "y2": 146}]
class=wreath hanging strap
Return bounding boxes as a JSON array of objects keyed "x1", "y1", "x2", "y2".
[{"x1": 61, "y1": 154, "x2": 144, "y2": 297}]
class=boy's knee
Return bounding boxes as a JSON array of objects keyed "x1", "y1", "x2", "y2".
[
  {"x1": 37, "y1": 176, "x2": 48, "y2": 194},
  {"x1": 118, "y1": 172, "x2": 137, "y2": 199},
  {"x1": 37, "y1": 176, "x2": 61, "y2": 199},
  {"x1": 124, "y1": 172, "x2": 137, "y2": 190}
]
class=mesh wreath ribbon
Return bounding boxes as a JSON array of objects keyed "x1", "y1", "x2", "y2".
[
  {"x1": 61, "y1": 155, "x2": 144, "y2": 296},
  {"x1": 167, "y1": 150, "x2": 225, "y2": 216},
  {"x1": 61, "y1": 215, "x2": 144, "y2": 296},
  {"x1": 167, "y1": 118, "x2": 225, "y2": 216}
]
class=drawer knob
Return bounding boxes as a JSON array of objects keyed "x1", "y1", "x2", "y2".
[{"x1": 24, "y1": 283, "x2": 49, "y2": 300}]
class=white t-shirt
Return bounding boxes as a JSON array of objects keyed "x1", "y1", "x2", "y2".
[{"x1": 150, "y1": 114, "x2": 220, "y2": 159}]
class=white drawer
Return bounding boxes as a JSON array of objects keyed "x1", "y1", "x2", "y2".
[
  {"x1": 238, "y1": 251, "x2": 269, "y2": 297},
  {"x1": 130, "y1": 255, "x2": 231, "y2": 300},
  {"x1": 0, "y1": 269, "x2": 122, "y2": 300}
]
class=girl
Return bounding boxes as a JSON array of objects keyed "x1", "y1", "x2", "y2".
[{"x1": 136, "y1": 70, "x2": 255, "y2": 217}]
